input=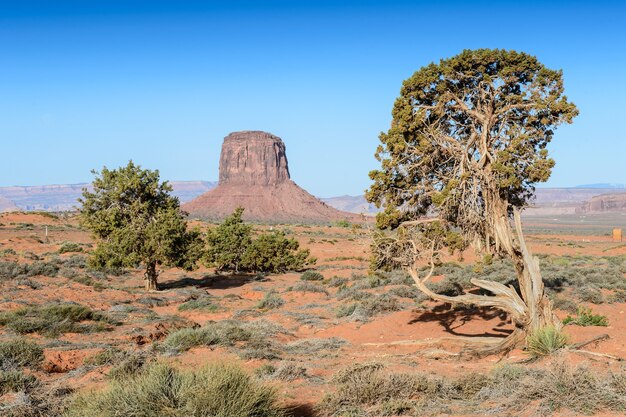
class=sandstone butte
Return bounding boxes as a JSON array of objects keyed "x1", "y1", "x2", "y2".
[{"x1": 183, "y1": 131, "x2": 365, "y2": 223}]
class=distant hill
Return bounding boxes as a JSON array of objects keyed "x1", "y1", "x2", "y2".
[
  {"x1": 0, "y1": 196, "x2": 18, "y2": 213},
  {"x1": 320, "y1": 195, "x2": 378, "y2": 216},
  {"x1": 574, "y1": 183, "x2": 625, "y2": 189},
  {"x1": 322, "y1": 188, "x2": 624, "y2": 216},
  {"x1": 1, "y1": 182, "x2": 624, "y2": 216},
  {"x1": 579, "y1": 192, "x2": 626, "y2": 213},
  {"x1": 0, "y1": 181, "x2": 216, "y2": 212}
]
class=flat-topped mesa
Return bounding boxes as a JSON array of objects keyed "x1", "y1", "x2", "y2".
[
  {"x1": 219, "y1": 131, "x2": 290, "y2": 186},
  {"x1": 183, "y1": 130, "x2": 365, "y2": 223}
]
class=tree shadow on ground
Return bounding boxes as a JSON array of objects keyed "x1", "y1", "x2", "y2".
[
  {"x1": 409, "y1": 303, "x2": 512, "y2": 338},
  {"x1": 287, "y1": 403, "x2": 316, "y2": 417},
  {"x1": 160, "y1": 274, "x2": 268, "y2": 290}
]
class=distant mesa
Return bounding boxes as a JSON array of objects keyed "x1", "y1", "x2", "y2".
[
  {"x1": 183, "y1": 131, "x2": 362, "y2": 223},
  {"x1": 579, "y1": 192, "x2": 626, "y2": 213},
  {"x1": 0, "y1": 196, "x2": 18, "y2": 213}
]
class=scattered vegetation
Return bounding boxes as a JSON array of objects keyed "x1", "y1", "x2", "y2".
[
  {"x1": 57, "y1": 242, "x2": 83, "y2": 254},
  {"x1": 0, "y1": 338, "x2": 44, "y2": 368},
  {"x1": 177, "y1": 296, "x2": 220, "y2": 312},
  {"x1": 65, "y1": 362, "x2": 286, "y2": 417},
  {"x1": 256, "y1": 290, "x2": 285, "y2": 310},
  {"x1": 317, "y1": 361, "x2": 626, "y2": 416},
  {"x1": 300, "y1": 270, "x2": 324, "y2": 281},
  {"x1": 288, "y1": 282, "x2": 329, "y2": 295},
  {"x1": 0, "y1": 303, "x2": 114, "y2": 337},
  {"x1": 204, "y1": 208, "x2": 315, "y2": 274},
  {"x1": 0, "y1": 370, "x2": 38, "y2": 395},
  {"x1": 563, "y1": 306, "x2": 609, "y2": 327}
]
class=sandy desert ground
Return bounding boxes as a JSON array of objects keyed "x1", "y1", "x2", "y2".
[{"x1": 0, "y1": 211, "x2": 624, "y2": 416}]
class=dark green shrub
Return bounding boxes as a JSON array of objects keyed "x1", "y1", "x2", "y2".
[
  {"x1": 563, "y1": 307, "x2": 608, "y2": 327},
  {"x1": 65, "y1": 362, "x2": 286, "y2": 417},
  {"x1": 204, "y1": 208, "x2": 315, "y2": 274},
  {"x1": 300, "y1": 270, "x2": 324, "y2": 281}
]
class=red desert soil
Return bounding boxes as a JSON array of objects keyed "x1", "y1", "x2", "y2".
[{"x1": 0, "y1": 212, "x2": 625, "y2": 415}]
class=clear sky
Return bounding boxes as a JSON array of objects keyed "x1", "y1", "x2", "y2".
[{"x1": 1, "y1": 1, "x2": 625, "y2": 196}]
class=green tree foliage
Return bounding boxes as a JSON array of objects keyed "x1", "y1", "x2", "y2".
[
  {"x1": 367, "y1": 49, "x2": 578, "y2": 235},
  {"x1": 80, "y1": 161, "x2": 202, "y2": 290},
  {"x1": 203, "y1": 208, "x2": 252, "y2": 273},
  {"x1": 203, "y1": 208, "x2": 315, "y2": 274},
  {"x1": 367, "y1": 49, "x2": 578, "y2": 356}
]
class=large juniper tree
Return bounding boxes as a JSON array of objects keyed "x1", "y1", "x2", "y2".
[
  {"x1": 80, "y1": 161, "x2": 202, "y2": 291},
  {"x1": 367, "y1": 49, "x2": 578, "y2": 355}
]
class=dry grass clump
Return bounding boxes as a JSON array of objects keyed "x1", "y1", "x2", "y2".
[
  {"x1": 0, "y1": 338, "x2": 44, "y2": 369},
  {"x1": 300, "y1": 270, "x2": 324, "y2": 281},
  {"x1": 256, "y1": 290, "x2": 285, "y2": 310},
  {"x1": 160, "y1": 319, "x2": 286, "y2": 360},
  {"x1": 0, "y1": 303, "x2": 115, "y2": 337},
  {"x1": 65, "y1": 362, "x2": 286, "y2": 417},
  {"x1": 336, "y1": 294, "x2": 403, "y2": 320},
  {"x1": 526, "y1": 326, "x2": 569, "y2": 358},
  {"x1": 317, "y1": 361, "x2": 626, "y2": 416},
  {"x1": 177, "y1": 296, "x2": 220, "y2": 312},
  {"x1": 0, "y1": 370, "x2": 38, "y2": 395},
  {"x1": 288, "y1": 282, "x2": 329, "y2": 295}
]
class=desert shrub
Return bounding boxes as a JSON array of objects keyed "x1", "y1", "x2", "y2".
[
  {"x1": 327, "y1": 276, "x2": 348, "y2": 287},
  {"x1": 319, "y1": 361, "x2": 626, "y2": 416},
  {"x1": 160, "y1": 319, "x2": 282, "y2": 355},
  {"x1": 58, "y1": 242, "x2": 83, "y2": 254},
  {"x1": 0, "y1": 338, "x2": 44, "y2": 369},
  {"x1": 260, "y1": 362, "x2": 307, "y2": 381},
  {"x1": 526, "y1": 326, "x2": 568, "y2": 358},
  {"x1": 65, "y1": 362, "x2": 286, "y2": 417},
  {"x1": 609, "y1": 289, "x2": 626, "y2": 303},
  {"x1": 386, "y1": 285, "x2": 427, "y2": 302},
  {"x1": 551, "y1": 296, "x2": 578, "y2": 313},
  {"x1": 334, "y1": 220, "x2": 351, "y2": 228},
  {"x1": 519, "y1": 360, "x2": 626, "y2": 415},
  {"x1": 358, "y1": 294, "x2": 403, "y2": 317},
  {"x1": 285, "y1": 338, "x2": 347, "y2": 355},
  {"x1": 256, "y1": 290, "x2": 284, "y2": 310},
  {"x1": 0, "y1": 370, "x2": 38, "y2": 395},
  {"x1": 69, "y1": 274, "x2": 106, "y2": 291},
  {"x1": 204, "y1": 208, "x2": 315, "y2": 274},
  {"x1": 288, "y1": 282, "x2": 329, "y2": 295},
  {"x1": 0, "y1": 303, "x2": 114, "y2": 337},
  {"x1": 136, "y1": 296, "x2": 169, "y2": 307},
  {"x1": 574, "y1": 286, "x2": 605, "y2": 304},
  {"x1": 300, "y1": 270, "x2": 324, "y2": 281},
  {"x1": 178, "y1": 297, "x2": 219, "y2": 312},
  {"x1": 107, "y1": 352, "x2": 149, "y2": 381},
  {"x1": 84, "y1": 348, "x2": 122, "y2": 367},
  {"x1": 563, "y1": 307, "x2": 608, "y2": 327},
  {"x1": 335, "y1": 302, "x2": 359, "y2": 318},
  {"x1": 241, "y1": 230, "x2": 314, "y2": 273}
]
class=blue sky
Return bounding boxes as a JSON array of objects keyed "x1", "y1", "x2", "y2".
[{"x1": 1, "y1": 1, "x2": 625, "y2": 196}]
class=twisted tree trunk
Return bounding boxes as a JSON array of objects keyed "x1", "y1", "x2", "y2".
[{"x1": 408, "y1": 209, "x2": 560, "y2": 357}]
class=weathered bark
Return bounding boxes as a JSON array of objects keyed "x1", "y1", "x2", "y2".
[
  {"x1": 144, "y1": 261, "x2": 159, "y2": 291},
  {"x1": 408, "y1": 208, "x2": 560, "y2": 357}
]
